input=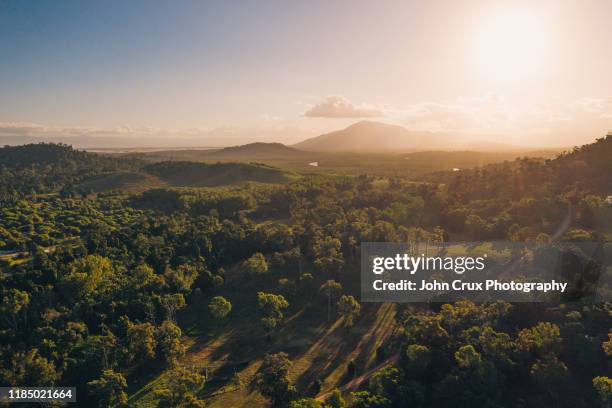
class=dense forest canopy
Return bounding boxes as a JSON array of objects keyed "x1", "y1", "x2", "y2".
[
  {"x1": 0, "y1": 143, "x2": 139, "y2": 201},
  {"x1": 432, "y1": 134, "x2": 612, "y2": 199},
  {"x1": 0, "y1": 139, "x2": 610, "y2": 407}
]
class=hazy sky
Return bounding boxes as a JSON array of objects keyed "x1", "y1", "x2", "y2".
[{"x1": 1, "y1": 0, "x2": 611, "y2": 146}]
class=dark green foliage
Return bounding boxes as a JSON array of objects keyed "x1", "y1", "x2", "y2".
[
  {"x1": 154, "y1": 366, "x2": 206, "y2": 407},
  {"x1": 208, "y1": 295, "x2": 232, "y2": 319},
  {"x1": 0, "y1": 137, "x2": 609, "y2": 407},
  {"x1": 257, "y1": 292, "x2": 289, "y2": 330},
  {"x1": 87, "y1": 369, "x2": 128, "y2": 408},
  {"x1": 0, "y1": 143, "x2": 138, "y2": 198},
  {"x1": 436, "y1": 134, "x2": 612, "y2": 200},
  {"x1": 255, "y1": 352, "x2": 297, "y2": 407}
]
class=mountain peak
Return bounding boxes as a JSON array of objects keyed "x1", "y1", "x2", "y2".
[
  {"x1": 293, "y1": 121, "x2": 438, "y2": 152},
  {"x1": 347, "y1": 120, "x2": 401, "y2": 129},
  {"x1": 205, "y1": 142, "x2": 303, "y2": 157}
]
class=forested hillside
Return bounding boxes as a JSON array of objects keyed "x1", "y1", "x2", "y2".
[
  {"x1": 432, "y1": 134, "x2": 612, "y2": 201},
  {"x1": 203, "y1": 142, "x2": 304, "y2": 158},
  {"x1": 0, "y1": 144, "x2": 299, "y2": 203},
  {"x1": 143, "y1": 161, "x2": 297, "y2": 186},
  {"x1": 0, "y1": 139, "x2": 610, "y2": 407},
  {"x1": 0, "y1": 143, "x2": 137, "y2": 199}
]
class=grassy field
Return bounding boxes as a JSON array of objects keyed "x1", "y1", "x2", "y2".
[
  {"x1": 76, "y1": 171, "x2": 167, "y2": 193},
  {"x1": 128, "y1": 286, "x2": 398, "y2": 408}
]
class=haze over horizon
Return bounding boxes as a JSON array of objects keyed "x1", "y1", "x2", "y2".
[{"x1": 1, "y1": 0, "x2": 611, "y2": 148}]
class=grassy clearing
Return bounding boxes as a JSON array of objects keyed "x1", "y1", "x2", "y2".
[
  {"x1": 128, "y1": 294, "x2": 398, "y2": 407},
  {"x1": 76, "y1": 171, "x2": 166, "y2": 193}
]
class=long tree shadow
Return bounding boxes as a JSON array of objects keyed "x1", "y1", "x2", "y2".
[{"x1": 293, "y1": 303, "x2": 396, "y2": 393}]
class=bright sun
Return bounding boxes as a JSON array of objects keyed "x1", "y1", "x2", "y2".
[{"x1": 471, "y1": 8, "x2": 550, "y2": 84}]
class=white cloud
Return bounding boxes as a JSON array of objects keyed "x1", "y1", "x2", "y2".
[
  {"x1": 303, "y1": 96, "x2": 384, "y2": 118},
  {"x1": 569, "y1": 97, "x2": 611, "y2": 114},
  {"x1": 568, "y1": 97, "x2": 612, "y2": 120},
  {"x1": 378, "y1": 94, "x2": 611, "y2": 140},
  {"x1": 387, "y1": 94, "x2": 518, "y2": 133}
]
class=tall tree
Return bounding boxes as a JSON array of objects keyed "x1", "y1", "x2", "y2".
[
  {"x1": 157, "y1": 320, "x2": 185, "y2": 365},
  {"x1": 255, "y1": 352, "x2": 296, "y2": 408},
  {"x1": 208, "y1": 296, "x2": 232, "y2": 320},
  {"x1": 243, "y1": 253, "x2": 269, "y2": 275},
  {"x1": 319, "y1": 280, "x2": 342, "y2": 321},
  {"x1": 87, "y1": 369, "x2": 128, "y2": 408},
  {"x1": 257, "y1": 292, "x2": 289, "y2": 331},
  {"x1": 337, "y1": 295, "x2": 360, "y2": 328},
  {"x1": 155, "y1": 366, "x2": 206, "y2": 408}
]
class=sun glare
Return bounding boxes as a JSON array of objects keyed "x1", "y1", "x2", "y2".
[{"x1": 471, "y1": 8, "x2": 550, "y2": 84}]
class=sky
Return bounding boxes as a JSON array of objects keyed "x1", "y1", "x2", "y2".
[{"x1": 1, "y1": 0, "x2": 611, "y2": 147}]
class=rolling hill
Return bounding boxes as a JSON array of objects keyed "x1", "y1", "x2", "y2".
[
  {"x1": 0, "y1": 142, "x2": 120, "y2": 169},
  {"x1": 143, "y1": 161, "x2": 298, "y2": 186},
  {"x1": 203, "y1": 142, "x2": 304, "y2": 158},
  {"x1": 0, "y1": 143, "x2": 141, "y2": 195},
  {"x1": 429, "y1": 133, "x2": 612, "y2": 197}
]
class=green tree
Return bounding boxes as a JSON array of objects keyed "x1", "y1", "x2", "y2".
[
  {"x1": 404, "y1": 344, "x2": 431, "y2": 376},
  {"x1": 530, "y1": 354, "x2": 568, "y2": 394},
  {"x1": 255, "y1": 352, "x2": 296, "y2": 408},
  {"x1": 478, "y1": 326, "x2": 515, "y2": 366},
  {"x1": 165, "y1": 263, "x2": 201, "y2": 292},
  {"x1": 454, "y1": 345, "x2": 482, "y2": 369},
  {"x1": 313, "y1": 237, "x2": 344, "y2": 276},
  {"x1": 326, "y1": 388, "x2": 346, "y2": 408},
  {"x1": 208, "y1": 296, "x2": 232, "y2": 320},
  {"x1": 155, "y1": 366, "x2": 205, "y2": 408},
  {"x1": 369, "y1": 366, "x2": 425, "y2": 408},
  {"x1": 337, "y1": 295, "x2": 360, "y2": 328},
  {"x1": 319, "y1": 280, "x2": 342, "y2": 321},
  {"x1": 0, "y1": 288, "x2": 30, "y2": 331},
  {"x1": 257, "y1": 292, "x2": 289, "y2": 331},
  {"x1": 517, "y1": 322, "x2": 562, "y2": 355},
  {"x1": 157, "y1": 320, "x2": 185, "y2": 365},
  {"x1": 161, "y1": 293, "x2": 186, "y2": 322},
  {"x1": 289, "y1": 399, "x2": 324, "y2": 408},
  {"x1": 402, "y1": 313, "x2": 449, "y2": 346},
  {"x1": 83, "y1": 330, "x2": 119, "y2": 370},
  {"x1": 63, "y1": 255, "x2": 115, "y2": 299},
  {"x1": 126, "y1": 322, "x2": 157, "y2": 364},
  {"x1": 593, "y1": 376, "x2": 612, "y2": 407},
  {"x1": 465, "y1": 214, "x2": 490, "y2": 238},
  {"x1": 87, "y1": 369, "x2": 128, "y2": 408},
  {"x1": 131, "y1": 263, "x2": 164, "y2": 289},
  {"x1": 243, "y1": 252, "x2": 269, "y2": 275},
  {"x1": 602, "y1": 331, "x2": 612, "y2": 357},
  {"x1": 298, "y1": 273, "x2": 315, "y2": 296},
  {"x1": 3, "y1": 349, "x2": 58, "y2": 386},
  {"x1": 350, "y1": 391, "x2": 390, "y2": 408}
]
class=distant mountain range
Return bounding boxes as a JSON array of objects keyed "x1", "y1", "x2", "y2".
[
  {"x1": 0, "y1": 120, "x2": 572, "y2": 152},
  {"x1": 290, "y1": 120, "x2": 519, "y2": 152}
]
